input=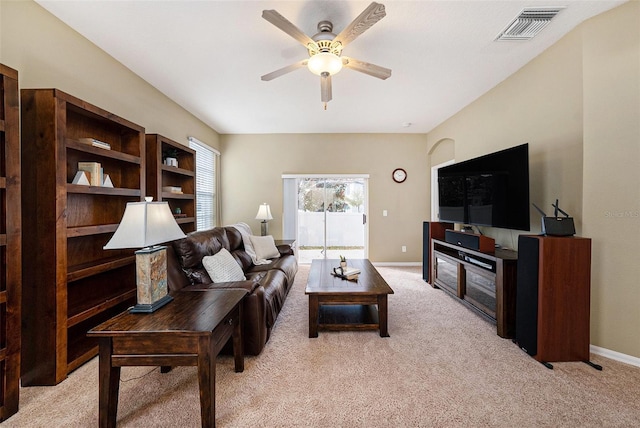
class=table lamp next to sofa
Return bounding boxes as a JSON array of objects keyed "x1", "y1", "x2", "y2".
[
  {"x1": 104, "y1": 197, "x2": 186, "y2": 313},
  {"x1": 255, "y1": 203, "x2": 273, "y2": 236}
]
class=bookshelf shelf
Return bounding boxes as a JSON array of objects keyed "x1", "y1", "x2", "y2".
[
  {"x1": 66, "y1": 184, "x2": 142, "y2": 196},
  {"x1": 161, "y1": 164, "x2": 195, "y2": 177}
]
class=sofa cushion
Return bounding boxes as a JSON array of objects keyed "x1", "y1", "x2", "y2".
[
  {"x1": 202, "y1": 248, "x2": 246, "y2": 282},
  {"x1": 249, "y1": 255, "x2": 298, "y2": 288},
  {"x1": 256, "y1": 268, "x2": 288, "y2": 328},
  {"x1": 172, "y1": 228, "x2": 232, "y2": 285},
  {"x1": 224, "y1": 226, "x2": 244, "y2": 250},
  {"x1": 249, "y1": 235, "x2": 280, "y2": 260},
  {"x1": 173, "y1": 228, "x2": 228, "y2": 269}
]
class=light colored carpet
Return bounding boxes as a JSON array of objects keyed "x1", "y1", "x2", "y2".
[{"x1": 5, "y1": 265, "x2": 640, "y2": 427}]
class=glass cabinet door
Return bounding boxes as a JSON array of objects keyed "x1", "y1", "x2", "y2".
[
  {"x1": 434, "y1": 255, "x2": 459, "y2": 295},
  {"x1": 463, "y1": 267, "x2": 496, "y2": 317}
]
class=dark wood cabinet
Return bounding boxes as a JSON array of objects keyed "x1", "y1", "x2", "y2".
[
  {"x1": 0, "y1": 64, "x2": 21, "y2": 420},
  {"x1": 515, "y1": 235, "x2": 592, "y2": 366},
  {"x1": 145, "y1": 134, "x2": 196, "y2": 234},
  {"x1": 431, "y1": 238, "x2": 518, "y2": 338},
  {"x1": 20, "y1": 89, "x2": 144, "y2": 385}
]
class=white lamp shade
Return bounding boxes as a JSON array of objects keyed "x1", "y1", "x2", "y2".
[
  {"x1": 104, "y1": 200, "x2": 187, "y2": 249},
  {"x1": 307, "y1": 52, "x2": 343, "y2": 76},
  {"x1": 255, "y1": 203, "x2": 273, "y2": 221}
]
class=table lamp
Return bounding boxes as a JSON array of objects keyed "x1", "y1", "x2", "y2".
[
  {"x1": 104, "y1": 197, "x2": 186, "y2": 313},
  {"x1": 255, "y1": 203, "x2": 273, "y2": 236}
]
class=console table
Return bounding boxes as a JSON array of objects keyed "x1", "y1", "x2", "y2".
[
  {"x1": 87, "y1": 289, "x2": 246, "y2": 428},
  {"x1": 431, "y1": 239, "x2": 518, "y2": 338}
]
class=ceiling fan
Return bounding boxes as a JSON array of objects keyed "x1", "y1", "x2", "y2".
[{"x1": 261, "y1": 2, "x2": 392, "y2": 109}]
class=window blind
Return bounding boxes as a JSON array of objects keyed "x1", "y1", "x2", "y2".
[{"x1": 188, "y1": 137, "x2": 219, "y2": 230}]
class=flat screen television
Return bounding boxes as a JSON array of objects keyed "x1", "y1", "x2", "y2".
[{"x1": 437, "y1": 143, "x2": 530, "y2": 231}]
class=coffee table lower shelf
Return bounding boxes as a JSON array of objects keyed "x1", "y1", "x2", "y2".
[{"x1": 318, "y1": 304, "x2": 380, "y2": 331}]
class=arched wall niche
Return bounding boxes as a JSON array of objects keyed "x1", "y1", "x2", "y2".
[
  {"x1": 428, "y1": 137, "x2": 455, "y2": 165},
  {"x1": 427, "y1": 138, "x2": 455, "y2": 221}
]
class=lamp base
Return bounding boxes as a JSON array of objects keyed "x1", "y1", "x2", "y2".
[
  {"x1": 261, "y1": 221, "x2": 268, "y2": 236},
  {"x1": 129, "y1": 294, "x2": 173, "y2": 313}
]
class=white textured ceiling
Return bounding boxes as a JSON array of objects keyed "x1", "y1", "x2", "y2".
[{"x1": 36, "y1": 0, "x2": 625, "y2": 134}]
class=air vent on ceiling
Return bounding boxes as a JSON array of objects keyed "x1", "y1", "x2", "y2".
[{"x1": 496, "y1": 7, "x2": 565, "y2": 41}]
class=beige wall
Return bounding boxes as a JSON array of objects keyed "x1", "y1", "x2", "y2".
[
  {"x1": 427, "y1": 2, "x2": 640, "y2": 358},
  {"x1": 220, "y1": 133, "x2": 429, "y2": 262},
  {"x1": 0, "y1": 0, "x2": 219, "y2": 150},
  {"x1": 581, "y1": 2, "x2": 640, "y2": 357}
]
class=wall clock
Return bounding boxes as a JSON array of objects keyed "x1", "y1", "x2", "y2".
[{"x1": 392, "y1": 168, "x2": 407, "y2": 183}]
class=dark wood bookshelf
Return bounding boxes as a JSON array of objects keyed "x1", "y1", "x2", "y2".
[
  {"x1": 145, "y1": 134, "x2": 196, "y2": 234},
  {"x1": 20, "y1": 88, "x2": 144, "y2": 385},
  {"x1": 0, "y1": 64, "x2": 21, "y2": 421}
]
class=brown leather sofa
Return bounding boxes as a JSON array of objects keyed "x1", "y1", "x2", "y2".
[{"x1": 166, "y1": 226, "x2": 297, "y2": 355}]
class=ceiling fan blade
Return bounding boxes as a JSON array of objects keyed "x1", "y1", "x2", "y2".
[
  {"x1": 261, "y1": 60, "x2": 308, "y2": 81},
  {"x1": 334, "y1": 2, "x2": 386, "y2": 47},
  {"x1": 262, "y1": 9, "x2": 316, "y2": 48},
  {"x1": 342, "y1": 57, "x2": 392, "y2": 80},
  {"x1": 320, "y1": 73, "x2": 332, "y2": 109}
]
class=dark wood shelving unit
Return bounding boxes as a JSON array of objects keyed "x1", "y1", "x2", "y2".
[
  {"x1": 431, "y1": 238, "x2": 518, "y2": 338},
  {"x1": 145, "y1": 134, "x2": 196, "y2": 234},
  {"x1": 0, "y1": 64, "x2": 21, "y2": 421},
  {"x1": 20, "y1": 88, "x2": 144, "y2": 386}
]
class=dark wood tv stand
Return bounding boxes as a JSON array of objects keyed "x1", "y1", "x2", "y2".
[{"x1": 430, "y1": 239, "x2": 518, "y2": 338}]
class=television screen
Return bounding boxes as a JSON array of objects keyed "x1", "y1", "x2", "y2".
[{"x1": 438, "y1": 143, "x2": 530, "y2": 231}]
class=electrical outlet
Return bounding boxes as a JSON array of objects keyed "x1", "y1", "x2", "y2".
[
  {"x1": 383, "y1": 210, "x2": 388, "y2": 217},
  {"x1": 402, "y1": 246, "x2": 407, "y2": 252}
]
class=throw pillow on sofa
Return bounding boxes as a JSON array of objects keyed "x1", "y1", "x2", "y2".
[
  {"x1": 202, "y1": 248, "x2": 246, "y2": 282},
  {"x1": 248, "y1": 235, "x2": 281, "y2": 260}
]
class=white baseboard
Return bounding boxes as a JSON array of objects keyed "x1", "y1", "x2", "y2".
[{"x1": 590, "y1": 345, "x2": 640, "y2": 368}]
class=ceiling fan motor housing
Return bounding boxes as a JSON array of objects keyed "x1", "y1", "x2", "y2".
[{"x1": 308, "y1": 21, "x2": 342, "y2": 57}]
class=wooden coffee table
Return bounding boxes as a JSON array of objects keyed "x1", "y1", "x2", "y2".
[
  {"x1": 305, "y1": 259, "x2": 394, "y2": 337},
  {"x1": 87, "y1": 289, "x2": 247, "y2": 428}
]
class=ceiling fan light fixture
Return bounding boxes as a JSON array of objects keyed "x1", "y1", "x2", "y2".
[{"x1": 307, "y1": 52, "x2": 343, "y2": 76}]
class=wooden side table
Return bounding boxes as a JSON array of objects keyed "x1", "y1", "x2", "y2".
[{"x1": 87, "y1": 289, "x2": 247, "y2": 428}]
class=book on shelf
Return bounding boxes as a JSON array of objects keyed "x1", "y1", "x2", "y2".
[
  {"x1": 77, "y1": 161, "x2": 102, "y2": 186},
  {"x1": 162, "y1": 185, "x2": 183, "y2": 194},
  {"x1": 78, "y1": 137, "x2": 111, "y2": 150}
]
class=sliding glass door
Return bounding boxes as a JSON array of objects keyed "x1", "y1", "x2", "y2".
[{"x1": 284, "y1": 175, "x2": 368, "y2": 264}]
